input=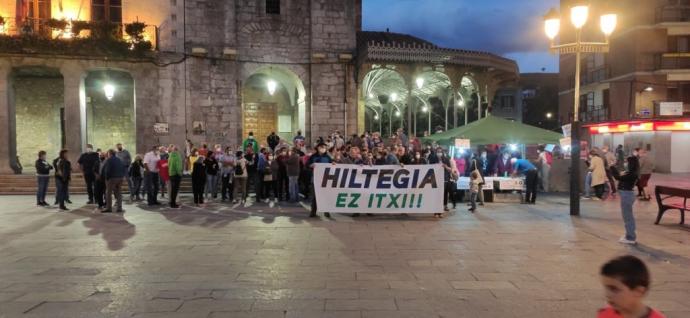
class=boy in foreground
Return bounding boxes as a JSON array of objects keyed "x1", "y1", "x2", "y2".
[{"x1": 598, "y1": 255, "x2": 665, "y2": 318}]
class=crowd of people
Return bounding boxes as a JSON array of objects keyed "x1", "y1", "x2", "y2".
[{"x1": 33, "y1": 128, "x2": 547, "y2": 217}]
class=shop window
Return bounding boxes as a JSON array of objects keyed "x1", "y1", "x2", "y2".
[
  {"x1": 266, "y1": 0, "x2": 280, "y2": 14},
  {"x1": 92, "y1": 0, "x2": 123, "y2": 23}
]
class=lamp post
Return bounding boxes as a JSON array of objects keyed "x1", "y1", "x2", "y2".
[{"x1": 544, "y1": 3, "x2": 617, "y2": 216}]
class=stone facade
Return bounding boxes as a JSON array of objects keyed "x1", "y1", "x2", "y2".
[{"x1": 0, "y1": 0, "x2": 360, "y2": 173}]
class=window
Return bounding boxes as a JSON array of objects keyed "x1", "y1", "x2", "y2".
[
  {"x1": 92, "y1": 0, "x2": 122, "y2": 23},
  {"x1": 266, "y1": 0, "x2": 280, "y2": 14}
]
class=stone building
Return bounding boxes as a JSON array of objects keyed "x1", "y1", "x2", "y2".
[{"x1": 0, "y1": 0, "x2": 518, "y2": 174}]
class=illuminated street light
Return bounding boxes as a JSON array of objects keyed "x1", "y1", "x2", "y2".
[
  {"x1": 103, "y1": 83, "x2": 115, "y2": 101},
  {"x1": 643, "y1": 86, "x2": 654, "y2": 92},
  {"x1": 374, "y1": 114, "x2": 379, "y2": 120},
  {"x1": 390, "y1": 92, "x2": 398, "y2": 102},
  {"x1": 546, "y1": 112, "x2": 553, "y2": 119},
  {"x1": 368, "y1": 92, "x2": 374, "y2": 98},
  {"x1": 395, "y1": 110, "x2": 401, "y2": 117},
  {"x1": 267, "y1": 80, "x2": 277, "y2": 95},
  {"x1": 509, "y1": 144, "x2": 518, "y2": 152},
  {"x1": 544, "y1": 4, "x2": 617, "y2": 216},
  {"x1": 457, "y1": 100, "x2": 464, "y2": 107},
  {"x1": 422, "y1": 106, "x2": 428, "y2": 112}
]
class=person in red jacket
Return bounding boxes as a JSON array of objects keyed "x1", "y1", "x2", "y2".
[
  {"x1": 598, "y1": 255, "x2": 665, "y2": 318},
  {"x1": 157, "y1": 148, "x2": 170, "y2": 199}
]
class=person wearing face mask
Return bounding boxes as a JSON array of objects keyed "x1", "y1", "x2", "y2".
[
  {"x1": 78, "y1": 144, "x2": 100, "y2": 204},
  {"x1": 429, "y1": 148, "x2": 452, "y2": 216},
  {"x1": 143, "y1": 145, "x2": 162, "y2": 206},
  {"x1": 308, "y1": 143, "x2": 332, "y2": 218},
  {"x1": 410, "y1": 151, "x2": 426, "y2": 165},
  {"x1": 242, "y1": 132, "x2": 259, "y2": 154},
  {"x1": 220, "y1": 147, "x2": 235, "y2": 202}
]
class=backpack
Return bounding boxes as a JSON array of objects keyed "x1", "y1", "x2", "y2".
[{"x1": 235, "y1": 162, "x2": 243, "y2": 176}]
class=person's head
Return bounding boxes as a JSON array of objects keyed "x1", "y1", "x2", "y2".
[
  {"x1": 159, "y1": 146, "x2": 168, "y2": 153},
  {"x1": 236, "y1": 151, "x2": 243, "y2": 158},
  {"x1": 270, "y1": 131, "x2": 275, "y2": 135},
  {"x1": 617, "y1": 144, "x2": 623, "y2": 149},
  {"x1": 86, "y1": 144, "x2": 94, "y2": 152},
  {"x1": 481, "y1": 151, "x2": 487, "y2": 159},
  {"x1": 510, "y1": 157, "x2": 517, "y2": 165},
  {"x1": 626, "y1": 156, "x2": 639, "y2": 173},
  {"x1": 116, "y1": 143, "x2": 123, "y2": 151},
  {"x1": 59, "y1": 149, "x2": 68, "y2": 159},
  {"x1": 108, "y1": 149, "x2": 116, "y2": 158},
  {"x1": 470, "y1": 170, "x2": 479, "y2": 179},
  {"x1": 225, "y1": 146, "x2": 232, "y2": 154},
  {"x1": 134, "y1": 154, "x2": 142, "y2": 161},
  {"x1": 435, "y1": 148, "x2": 443, "y2": 157},
  {"x1": 602, "y1": 145, "x2": 610, "y2": 153},
  {"x1": 633, "y1": 148, "x2": 640, "y2": 157},
  {"x1": 191, "y1": 147, "x2": 198, "y2": 156},
  {"x1": 639, "y1": 149, "x2": 648, "y2": 157},
  {"x1": 600, "y1": 255, "x2": 651, "y2": 314},
  {"x1": 414, "y1": 151, "x2": 421, "y2": 160},
  {"x1": 317, "y1": 143, "x2": 327, "y2": 154},
  {"x1": 38, "y1": 150, "x2": 46, "y2": 160},
  {"x1": 502, "y1": 151, "x2": 510, "y2": 160}
]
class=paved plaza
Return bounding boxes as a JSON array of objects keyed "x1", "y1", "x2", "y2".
[{"x1": 1, "y1": 177, "x2": 689, "y2": 318}]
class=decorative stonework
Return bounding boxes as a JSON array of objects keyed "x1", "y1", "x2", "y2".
[{"x1": 240, "y1": 22, "x2": 304, "y2": 37}]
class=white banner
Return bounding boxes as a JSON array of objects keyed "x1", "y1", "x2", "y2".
[{"x1": 313, "y1": 163, "x2": 445, "y2": 214}]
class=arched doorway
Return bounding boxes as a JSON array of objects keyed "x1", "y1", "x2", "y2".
[
  {"x1": 361, "y1": 67, "x2": 408, "y2": 137},
  {"x1": 241, "y1": 66, "x2": 306, "y2": 146},
  {"x1": 9, "y1": 66, "x2": 64, "y2": 170},
  {"x1": 413, "y1": 71, "x2": 452, "y2": 135},
  {"x1": 84, "y1": 70, "x2": 136, "y2": 153},
  {"x1": 458, "y1": 75, "x2": 480, "y2": 125}
]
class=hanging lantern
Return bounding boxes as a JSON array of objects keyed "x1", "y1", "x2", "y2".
[
  {"x1": 267, "y1": 80, "x2": 277, "y2": 95},
  {"x1": 103, "y1": 83, "x2": 115, "y2": 101}
]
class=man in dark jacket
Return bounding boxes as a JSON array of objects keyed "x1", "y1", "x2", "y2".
[
  {"x1": 78, "y1": 144, "x2": 100, "y2": 204},
  {"x1": 308, "y1": 143, "x2": 332, "y2": 218},
  {"x1": 267, "y1": 132, "x2": 280, "y2": 152},
  {"x1": 102, "y1": 149, "x2": 126, "y2": 213},
  {"x1": 54, "y1": 149, "x2": 72, "y2": 210}
]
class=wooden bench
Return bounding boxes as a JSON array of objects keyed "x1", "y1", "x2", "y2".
[{"x1": 654, "y1": 186, "x2": 689, "y2": 225}]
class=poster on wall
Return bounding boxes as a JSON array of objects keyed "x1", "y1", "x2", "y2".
[
  {"x1": 192, "y1": 121, "x2": 205, "y2": 135},
  {"x1": 153, "y1": 123, "x2": 169, "y2": 135},
  {"x1": 278, "y1": 115, "x2": 292, "y2": 133},
  {"x1": 454, "y1": 138, "x2": 471, "y2": 149},
  {"x1": 660, "y1": 102, "x2": 683, "y2": 116}
]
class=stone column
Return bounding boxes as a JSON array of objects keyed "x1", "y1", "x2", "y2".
[
  {"x1": 61, "y1": 66, "x2": 84, "y2": 167},
  {"x1": 0, "y1": 62, "x2": 12, "y2": 173}
]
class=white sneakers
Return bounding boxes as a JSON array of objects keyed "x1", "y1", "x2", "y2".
[{"x1": 618, "y1": 237, "x2": 637, "y2": 245}]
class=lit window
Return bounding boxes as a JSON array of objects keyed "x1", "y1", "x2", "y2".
[{"x1": 92, "y1": 0, "x2": 123, "y2": 23}]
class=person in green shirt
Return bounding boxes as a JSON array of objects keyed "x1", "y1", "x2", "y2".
[
  {"x1": 242, "y1": 132, "x2": 259, "y2": 154},
  {"x1": 167, "y1": 145, "x2": 183, "y2": 208}
]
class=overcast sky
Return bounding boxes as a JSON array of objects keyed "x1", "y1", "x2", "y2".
[{"x1": 362, "y1": 0, "x2": 559, "y2": 73}]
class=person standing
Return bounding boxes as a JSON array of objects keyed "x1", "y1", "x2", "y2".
[
  {"x1": 242, "y1": 132, "x2": 259, "y2": 154},
  {"x1": 129, "y1": 155, "x2": 144, "y2": 201},
  {"x1": 233, "y1": 151, "x2": 248, "y2": 204},
  {"x1": 537, "y1": 146, "x2": 551, "y2": 193},
  {"x1": 191, "y1": 155, "x2": 206, "y2": 206},
  {"x1": 143, "y1": 146, "x2": 161, "y2": 206},
  {"x1": 54, "y1": 149, "x2": 71, "y2": 211},
  {"x1": 204, "y1": 153, "x2": 219, "y2": 200},
  {"x1": 494, "y1": 151, "x2": 512, "y2": 177},
  {"x1": 220, "y1": 147, "x2": 235, "y2": 202},
  {"x1": 102, "y1": 149, "x2": 125, "y2": 213},
  {"x1": 602, "y1": 146, "x2": 618, "y2": 197},
  {"x1": 613, "y1": 156, "x2": 640, "y2": 245},
  {"x1": 511, "y1": 157, "x2": 538, "y2": 204},
  {"x1": 94, "y1": 151, "x2": 107, "y2": 210},
  {"x1": 615, "y1": 144, "x2": 625, "y2": 171},
  {"x1": 168, "y1": 145, "x2": 183, "y2": 208},
  {"x1": 267, "y1": 132, "x2": 280, "y2": 152},
  {"x1": 115, "y1": 143, "x2": 132, "y2": 197},
  {"x1": 429, "y1": 148, "x2": 453, "y2": 215},
  {"x1": 308, "y1": 143, "x2": 332, "y2": 218},
  {"x1": 469, "y1": 169, "x2": 482, "y2": 213},
  {"x1": 157, "y1": 146, "x2": 169, "y2": 199},
  {"x1": 35, "y1": 151, "x2": 52, "y2": 207},
  {"x1": 286, "y1": 147, "x2": 301, "y2": 203},
  {"x1": 637, "y1": 149, "x2": 654, "y2": 201},
  {"x1": 396, "y1": 128, "x2": 409, "y2": 148},
  {"x1": 589, "y1": 150, "x2": 608, "y2": 200},
  {"x1": 77, "y1": 144, "x2": 100, "y2": 204}
]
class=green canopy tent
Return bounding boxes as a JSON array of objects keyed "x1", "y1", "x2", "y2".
[{"x1": 423, "y1": 116, "x2": 563, "y2": 146}]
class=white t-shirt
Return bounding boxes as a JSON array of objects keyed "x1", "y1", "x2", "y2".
[{"x1": 143, "y1": 151, "x2": 160, "y2": 173}]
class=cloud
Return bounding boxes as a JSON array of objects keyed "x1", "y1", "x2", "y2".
[{"x1": 363, "y1": 0, "x2": 559, "y2": 54}]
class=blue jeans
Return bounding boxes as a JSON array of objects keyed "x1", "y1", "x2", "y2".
[
  {"x1": 206, "y1": 174, "x2": 218, "y2": 198},
  {"x1": 470, "y1": 191, "x2": 478, "y2": 210},
  {"x1": 619, "y1": 190, "x2": 636, "y2": 241},
  {"x1": 288, "y1": 176, "x2": 299, "y2": 202},
  {"x1": 584, "y1": 172, "x2": 592, "y2": 197},
  {"x1": 36, "y1": 176, "x2": 49, "y2": 204},
  {"x1": 55, "y1": 178, "x2": 69, "y2": 206}
]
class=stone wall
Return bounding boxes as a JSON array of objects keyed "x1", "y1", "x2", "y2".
[
  {"x1": 84, "y1": 73, "x2": 136, "y2": 154},
  {"x1": 13, "y1": 76, "x2": 64, "y2": 167}
]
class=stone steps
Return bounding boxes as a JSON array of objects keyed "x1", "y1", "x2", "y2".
[{"x1": 0, "y1": 174, "x2": 195, "y2": 195}]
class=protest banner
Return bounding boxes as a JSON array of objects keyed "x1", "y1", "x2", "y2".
[{"x1": 312, "y1": 163, "x2": 444, "y2": 214}]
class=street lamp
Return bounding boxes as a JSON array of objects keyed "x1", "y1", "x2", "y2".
[
  {"x1": 544, "y1": 3, "x2": 617, "y2": 216},
  {"x1": 416, "y1": 77, "x2": 425, "y2": 89},
  {"x1": 267, "y1": 80, "x2": 277, "y2": 95},
  {"x1": 103, "y1": 83, "x2": 115, "y2": 101},
  {"x1": 546, "y1": 112, "x2": 553, "y2": 119}
]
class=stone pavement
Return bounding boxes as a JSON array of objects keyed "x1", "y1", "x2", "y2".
[{"x1": 0, "y1": 179, "x2": 689, "y2": 317}]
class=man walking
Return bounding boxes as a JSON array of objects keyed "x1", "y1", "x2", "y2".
[
  {"x1": 77, "y1": 144, "x2": 100, "y2": 204},
  {"x1": 102, "y1": 149, "x2": 125, "y2": 213},
  {"x1": 167, "y1": 145, "x2": 183, "y2": 208},
  {"x1": 143, "y1": 146, "x2": 161, "y2": 206},
  {"x1": 511, "y1": 157, "x2": 538, "y2": 204}
]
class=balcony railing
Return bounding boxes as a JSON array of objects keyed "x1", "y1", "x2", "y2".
[
  {"x1": 580, "y1": 108, "x2": 609, "y2": 123},
  {"x1": 582, "y1": 66, "x2": 610, "y2": 86},
  {"x1": 655, "y1": 53, "x2": 690, "y2": 70},
  {"x1": 656, "y1": 3, "x2": 690, "y2": 23},
  {"x1": 0, "y1": 17, "x2": 158, "y2": 55}
]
